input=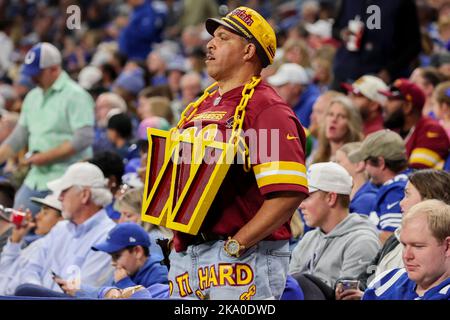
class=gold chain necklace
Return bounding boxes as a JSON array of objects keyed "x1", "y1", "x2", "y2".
[{"x1": 172, "y1": 76, "x2": 261, "y2": 172}]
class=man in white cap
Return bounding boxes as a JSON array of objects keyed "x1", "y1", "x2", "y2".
[
  {"x1": 342, "y1": 75, "x2": 388, "y2": 136},
  {"x1": 13, "y1": 162, "x2": 115, "y2": 297},
  {"x1": 268, "y1": 63, "x2": 320, "y2": 128},
  {"x1": 0, "y1": 42, "x2": 95, "y2": 215},
  {"x1": 289, "y1": 162, "x2": 380, "y2": 288}
]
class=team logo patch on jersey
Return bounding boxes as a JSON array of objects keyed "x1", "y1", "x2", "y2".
[
  {"x1": 426, "y1": 131, "x2": 439, "y2": 138},
  {"x1": 191, "y1": 111, "x2": 227, "y2": 121}
]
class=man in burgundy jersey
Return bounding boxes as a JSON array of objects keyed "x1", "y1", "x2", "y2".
[
  {"x1": 168, "y1": 7, "x2": 308, "y2": 300},
  {"x1": 379, "y1": 78, "x2": 450, "y2": 169}
]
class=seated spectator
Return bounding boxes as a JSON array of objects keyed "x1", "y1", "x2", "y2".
[
  {"x1": 137, "y1": 117, "x2": 171, "y2": 141},
  {"x1": 342, "y1": 75, "x2": 388, "y2": 136},
  {"x1": 336, "y1": 169, "x2": 450, "y2": 300},
  {"x1": 335, "y1": 142, "x2": 378, "y2": 216},
  {"x1": 137, "y1": 93, "x2": 174, "y2": 124},
  {"x1": 107, "y1": 113, "x2": 140, "y2": 161},
  {"x1": 0, "y1": 193, "x2": 62, "y2": 295},
  {"x1": 114, "y1": 187, "x2": 172, "y2": 260},
  {"x1": 54, "y1": 223, "x2": 169, "y2": 298},
  {"x1": 379, "y1": 78, "x2": 450, "y2": 169},
  {"x1": 0, "y1": 180, "x2": 15, "y2": 252},
  {"x1": 268, "y1": 63, "x2": 320, "y2": 128},
  {"x1": 13, "y1": 162, "x2": 115, "y2": 294},
  {"x1": 349, "y1": 130, "x2": 412, "y2": 244},
  {"x1": 289, "y1": 162, "x2": 380, "y2": 288},
  {"x1": 93, "y1": 92, "x2": 127, "y2": 154},
  {"x1": 312, "y1": 95, "x2": 363, "y2": 163},
  {"x1": 88, "y1": 151, "x2": 125, "y2": 222},
  {"x1": 307, "y1": 90, "x2": 343, "y2": 164},
  {"x1": 409, "y1": 67, "x2": 445, "y2": 118},
  {"x1": 433, "y1": 81, "x2": 450, "y2": 140},
  {"x1": 363, "y1": 200, "x2": 450, "y2": 300}
]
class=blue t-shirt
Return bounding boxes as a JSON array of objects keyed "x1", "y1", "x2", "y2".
[
  {"x1": 369, "y1": 169, "x2": 412, "y2": 232},
  {"x1": 349, "y1": 181, "x2": 379, "y2": 216},
  {"x1": 363, "y1": 268, "x2": 450, "y2": 300},
  {"x1": 293, "y1": 83, "x2": 320, "y2": 128}
]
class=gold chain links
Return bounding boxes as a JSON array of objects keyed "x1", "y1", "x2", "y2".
[
  {"x1": 229, "y1": 76, "x2": 261, "y2": 172},
  {"x1": 173, "y1": 76, "x2": 261, "y2": 172}
]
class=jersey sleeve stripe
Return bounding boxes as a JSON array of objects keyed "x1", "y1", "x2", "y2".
[
  {"x1": 409, "y1": 148, "x2": 444, "y2": 169},
  {"x1": 253, "y1": 161, "x2": 307, "y2": 175},
  {"x1": 374, "y1": 268, "x2": 407, "y2": 297},
  {"x1": 256, "y1": 174, "x2": 308, "y2": 189}
]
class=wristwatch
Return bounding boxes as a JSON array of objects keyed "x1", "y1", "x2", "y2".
[{"x1": 224, "y1": 237, "x2": 245, "y2": 257}]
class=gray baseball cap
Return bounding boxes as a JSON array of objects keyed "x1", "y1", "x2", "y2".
[{"x1": 348, "y1": 129, "x2": 407, "y2": 163}]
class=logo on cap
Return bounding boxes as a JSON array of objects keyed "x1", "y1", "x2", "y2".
[
  {"x1": 231, "y1": 9, "x2": 254, "y2": 26},
  {"x1": 25, "y1": 51, "x2": 36, "y2": 64},
  {"x1": 129, "y1": 237, "x2": 136, "y2": 243}
]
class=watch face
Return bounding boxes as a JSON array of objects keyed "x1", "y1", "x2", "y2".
[{"x1": 227, "y1": 240, "x2": 240, "y2": 255}]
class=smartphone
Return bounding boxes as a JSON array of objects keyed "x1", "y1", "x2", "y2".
[{"x1": 336, "y1": 279, "x2": 360, "y2": 291}]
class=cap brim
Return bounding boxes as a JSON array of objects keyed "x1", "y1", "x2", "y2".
[
  {"x1": 30, "y1": 197, "x2": 61, "y2": 212},
  {"x1": 308, "y1": 186, "x2": 319, "y2": 193},
  {"x1": 91, "y1": 241, "x2": 124, "y2": 253},
  {"x1": 205, "y1": 18, "x2": 247, "y2": 39},
  {"x1": 47, "y1": 178, "x2": 71, "y2": 193},
  {"x1": 267, "y1": 74, "x2": 288, "y2": 87}
]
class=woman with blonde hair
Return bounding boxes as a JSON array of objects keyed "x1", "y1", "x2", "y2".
[
  {"x1": 312, "y1": 96, "x2": 363, "y2": 164},
  {"x1": 114, "y1": 188, "x2": 173, "y2": 259}
]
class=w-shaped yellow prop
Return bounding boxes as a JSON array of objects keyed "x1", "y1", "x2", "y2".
[{"x1": 141, "y1": 125, "x2": 236, "y2": 235}]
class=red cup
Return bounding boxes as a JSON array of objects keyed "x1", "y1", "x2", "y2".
[{"x1": 10, "y1": 209, "x2": 26, "y2": 228}]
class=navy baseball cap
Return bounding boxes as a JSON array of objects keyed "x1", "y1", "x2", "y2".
[
  {"x1": 92, "y1": 222, "x2": 150, "y2": 253},
  {"x1": 21, "y1": 42, "x2": 62, "y2": 77}
]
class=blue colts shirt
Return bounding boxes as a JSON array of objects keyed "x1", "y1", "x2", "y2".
[
  {"x1": 369, "y1": 169, "x2": 412, "y2": 232},
  {"x1": 363, "y1": 268, "x2": 450, "y2": 300}
]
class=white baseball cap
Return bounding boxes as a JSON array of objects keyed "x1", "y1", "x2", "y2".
[
  {"x1": 30, "y1": 194, "x2": 62, "y2": 212},
  {"x1": 47, "y1": 162, "x2": 108, "y2": 192},
  {"x1": 268, "y1": 63, "x2": 309, "y2": 86},
  {"x1": 307, "y1": 162, "x2": 353, "y2": 195},
  {"x1": 78, "y1": 65, "x2": 102, "y2": 90},
  {"x1": 342, "y1": 75, "x2": 388, "y2": 105},
  {"x1": 305, "y1": 19, "x2": 332, "y2": 39}
]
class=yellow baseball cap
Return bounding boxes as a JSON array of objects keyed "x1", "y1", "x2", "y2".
[{"x1": 205, "y1": 6, "x2": 276, "y2": 68}]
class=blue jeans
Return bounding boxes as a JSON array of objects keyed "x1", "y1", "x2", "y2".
[
  {"x1": 14, "y1": 184, "x2": 50, "y2": 216},
  {"x1": 168, "y1": 240, "x2": 290, "y2": 300}
]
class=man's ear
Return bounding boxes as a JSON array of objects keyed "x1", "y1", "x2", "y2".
[
  {"x1": 327, "y1": 192, "x2": 338, "y2": 207},
  {"x1": 444, "y1": 236, "x2": 450, "y2": 257},
  {"x1": 81, "y1": 188, "x2": 91, "y2": 205},
  {"x1": 243, "y1": 43, "x2": 257, "y2": 61},
  {"x1": 378, "y1": 156, "x2": 386, "y2": 170}
]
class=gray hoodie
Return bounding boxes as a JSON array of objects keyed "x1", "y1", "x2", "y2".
[{"x1": 289, "y1": 213, "x2": 380, "y2": 288}]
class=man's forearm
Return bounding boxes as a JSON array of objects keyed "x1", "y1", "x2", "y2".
[
  {"x1": 29, "y1": 141, "x2": 77, "y2": 166},
  {"x1": 233, "y1": 191, "x2": 307, "y2": 249}
]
